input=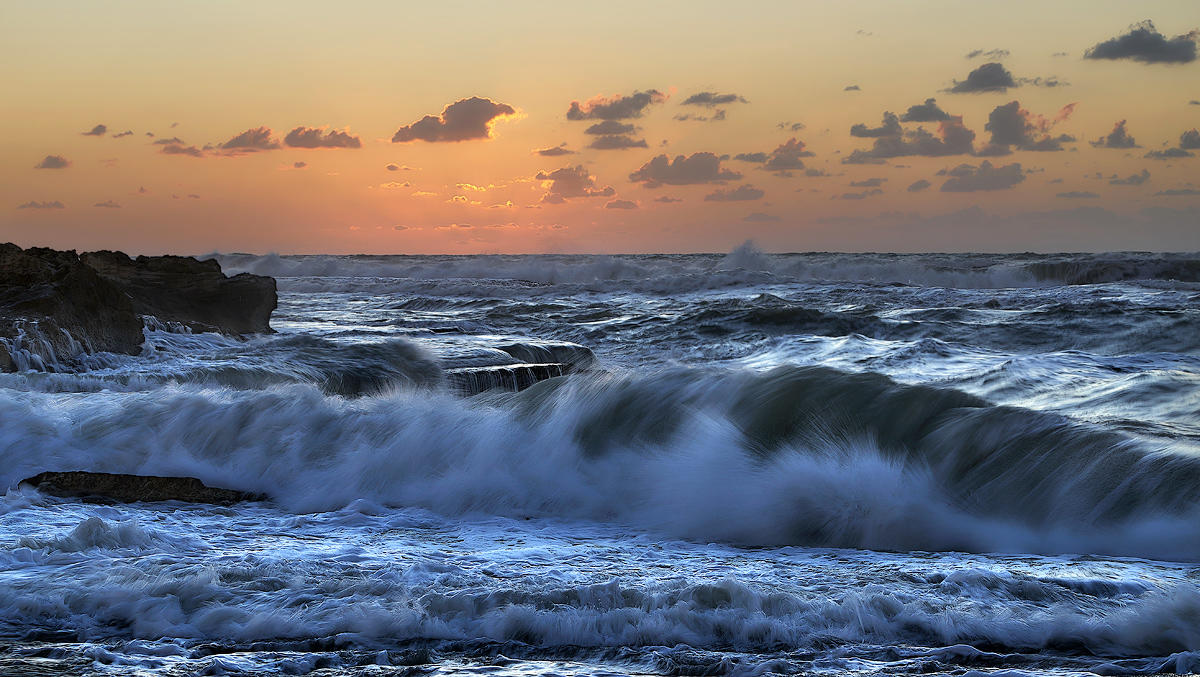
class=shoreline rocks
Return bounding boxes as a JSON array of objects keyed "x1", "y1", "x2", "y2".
[
  {"x1": 0, "y1": 243, "x2": 276, "y2": 371},
  {"x1": 19, "y1": 471, "x2": 266, "y2": 505}
]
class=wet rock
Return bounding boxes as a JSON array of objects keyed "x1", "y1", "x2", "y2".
[{"x1": 19, "y1": 471, "x2": 266, "y2": 505}]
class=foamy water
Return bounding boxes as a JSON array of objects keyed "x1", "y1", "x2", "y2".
[{"x1": 2, "y1": 247, "x2": 1198, "y2": 675}]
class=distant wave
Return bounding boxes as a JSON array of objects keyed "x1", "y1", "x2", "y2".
[{"x1": 5, "y1": 365, "x2": 1198, "y2": 560}]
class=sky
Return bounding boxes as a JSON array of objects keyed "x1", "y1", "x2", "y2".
[{"x1": 2, "y1": 1, "x2": 1198, "y2": 254}]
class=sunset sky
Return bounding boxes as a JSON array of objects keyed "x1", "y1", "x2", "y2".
[{"x1": 2, "y1": 1, "x2": 1198, "y2": 254}]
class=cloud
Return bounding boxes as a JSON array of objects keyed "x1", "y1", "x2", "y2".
[
  {"x1": 585, "y1": 120, "x2": 636, "y2": 135},
  {"x1": 567, "y1": 90, "x2": 666, "y2": 120},
  {"x1": 1084, "y1": 21, "x2": 1198, "y2": 64},
  {"x1": 160, "y1": 143, "x2": 204, "y2": 157},
  {"x1": 535, "y1": 165, "x2": 615, "y2": 202},
  {"x1": 220, "y1": 126, "x2": 280, "y2": 152},
  {"x1": 850, "y1": 112, "x2": 901, "y2": 137},
  {"x1": 629, "y1": 152, "x2": 742, "y2": 186},
  {"x1": 1155, "y1": 188, "x2": 1200, "y2": 196},
  {"x1": 534, "y1": 145, "x2": 576, "y2": 156},
  {"x1": 284, "y1": 126, "x2": 362, "y2": 148},
  {"x1": 778, "y1": 121, "x2": 806, "y2": 132},
  {"x1": 841, "y1": 188, "x2": 883, "y2": 199},
  {"x1": 385, "y1": 163, "x2": 415, "y2": 171},
  {"x1": 93, "y1": 200, "x2": 121, "y2": 208},
  {"x1": 844, "y1": 117, "x2": 975, "y2": 163},
  {"x1": 653, "y1": 196, "x2": 683, "y2": 203},
  {"x1": 16, "y1": 200, "x2": 65, "y2": 209},
  {"x1": 949, "y1": 62, "x2": 1017, "y2": 93},
  {"x1": 907, "y1": 179, "x2": 932, "y2": 192},
  {"x1": 674, "y1": 110, "x2": 728, "y2": 122},
  {"x1": 844, "y1": 85, "x2": 861, "y2": 91},
  {"x1": 966, "y1": 48, "x2": 1010, "y2": 60},
  {"x1": 293, "y1": 161, "x2": 307, "y2": 169},
  {"x1": 1056, "y1": 191, "x2": 1099, "y2": 199},
  {"x1": 939, "y1": 160, "x2": 1025, "y2": 191},
  {"x1": 743, "y1": 212, "x2": 780, "y2": 222},
  {"x1": 704, "y1": 184, "x2": 764, "y2": 201},
  {"x1": 152, "y1": 137, "x2": 184, "y2": 145},
  {"x1": 589, "y1": 135, "x2": 648, "y2": 150},
  {"x1": 681, "y1": 92, "x2": 747, "y2": 107},
  {"x1": 850, "y1": 177, "x2": 886, "y2": 187},
  {"x1": 1180, "y1": 129, "x2": 1200, "y2": 149},
  {"x1": 113, "y1": 130, "x2": 133, "y2": 138},
  {"x1": 901, "y1": 98, "x2": 951, "y2": 122},
  {"x1": 605, "y1": 199, "x2": 638, "y2": 209},
  {"x1": 34, "y1": 155, "x2": 70, "y2": 169},
  {"x1": 1091, "y1": 120, "x2": 1139, "y2": 148},
  {"x1": 762, "y1": 138, "x2": 814, "y2": 173},
  {"x1": 1144, "y1": 147, "x2": 1194, "y2": 159},
  {"x1": 1110, "y1": 169, "x2": 1150, "y2": 185},
  {"x1": 734, "y1": 152, "x2": 768, "y2": 163},
  {"x1": 392, "y1": 97, "x2": 517, "y2": 143},
  {"x1": 81, "y1": 124, "x2": 107, "y2": 136},
  {"x1": 982, "y1": 100, "x2": 1073, "y2": 152}
]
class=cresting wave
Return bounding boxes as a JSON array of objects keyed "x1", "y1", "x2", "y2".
[
  {"x1": 4, "y1": 364, "x2": 1198, "y2": 560},
  {"x1": 207, "y1": 247, "x2": 1200, "y2": 292}
]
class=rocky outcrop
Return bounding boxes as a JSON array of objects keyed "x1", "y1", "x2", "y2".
[
  {"x1": 1, "y1": 244, "x2": 276, "y2": 371},
  {"x1": 81, "y1": 250, "x2": 276, "y2": 334},
  {"x1": 19, "y1": 471, "x2": 265, "y2": 505}
]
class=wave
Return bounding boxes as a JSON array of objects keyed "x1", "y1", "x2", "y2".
[
  {"x1": 3, "y1": 365, "x2": 1198, "y2": 560},
  {"x1": 205, "y1": 247, "x2": 1200, "y2": 292}
]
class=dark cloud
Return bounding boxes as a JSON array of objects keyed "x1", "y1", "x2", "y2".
[
  {"x1": 1056, "y1": 191, "x2": 1099, "y2": 199},
  {"x1": 220, "y1": 127, "x2": 280, "y2": 152},
  {"x1": 284, "y1": 126, "x2": 362, "y2": 148},
  {"x1": 844, "y1": 85, "x2": 861, "y2": 91},
  {"x1": 393, "y1": 97, "x2": 517, "y2": 143},
  {"x1": 966, "y1": 48, "x2": 1010, "y2": 60},
  {"x1": 160, "y1": 143, "x2": 204, "y2": 157},
  {"x1": 585, "y1": 121, "x2": 636, "y2": 135},
  {"x1": 1180, "y1": 129, "x2": 1200, "y2": 149},
  {"x1": 841, "y1": 188, "x2": 883, "y2": 199},
  {"x1": 674, "y1": 110, "x2": 727, "y2": 122},
  {"x1": 17, "y1": 200, "x2": 65, "y2": 209},
  {"x1": 1091, "y1": 120, "x2": 1139, "y2": 148},
  {"x1": 588, "y1": 135, "x2": 648, "y2": 150},
  {"x1": 152, "y1": 137, "x2": 184, "y2": 145},
  {"x1": 844, "y1": 118, "x2": 976, "y2": 163},
  {"x1": 536, "y1": 165, "x2": 615, "y2": 202},
  {"x1": 385, "y1": 163, "x2": 414, "y2": 171},
  {"x1": 93, "y1": 200, "x2": 121, "y2": 208},
  {"x1": 743, "y1": 212, "x2": 780, "y2": 222},
  {"x1": 939, "y1": 161, "x2": 1025, "y2": 191},
  {"x1": 907, "y1": 179, "x2": 932, "y2": 192},
  {"x1": 1111, "y1": 169, "x2": 1150, "y2": 185},
  {"x1": 535, "y1": 145, "x2": 576, "y2": 156},
  {"x1": 850, "y1": 112, "x2": 901, "y2": 137},
  {"x1": 1144, "y1": 147, "x2": 1194, "y2": 159},
  {"x1": 734, "y1": 152, "x2": 768, "y2": 163},
  {"x1": 1155, "y1": 188, "x2": 1200, "y2": 196},
  {"x1": 293, "y1": 161, "x2": 307, "y2": 169},
  {"x1": 629, "y1": 153, "x2": 742, "y2": 187},
  {"x1": 1084, "y1": 21, "x2": 1198, "y2": 64},
  {"x1": 81, "y1": 124, "x2": 107, "y2": 136},
  {"x1": 949, "y1": 62, "x2": 1016, "y2": 93},
  {"x1": 777, "y1": 122, "x2": 806, "y2": 132},
  {"x1": 1191, "y1": 100, "x2": 1200, "y2": 105},
  {"x1": 704, "y1": 184, "x2": 764, "y2": 201},
  {"x1": 901, "y1": 98, "x2": 951, "y2": 122},
  {"x1": 983, "y1": 101, "x2": 1073, "y2": 152},
  {"x1": 763, "y1": 138, "x2": 814, "y2": 173},
  {"x1": 113, "y1": 130, "x2": 133, "y2": 138},
  {"x1": 653, "y1": 196, "x2": 683, "y2": 203},
  {"x1": 567, "y1": 90, "x2": 666, "y2": 120},
  {"x1": 34, "y1": 155, "x2": 70, "y2": 169},
  {"x1": 605, "y1": 199, "x2": 638, "y2": 210},
  {"x1": 850, "y1": 177, "x2": 886, "y2": 187},
  {"x1": 680, "y1": 92, "x2": 747, "y2": 107}
]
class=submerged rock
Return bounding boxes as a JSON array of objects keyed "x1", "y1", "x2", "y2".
[
  {"x1": 0, "y1": 243, "x2": 277, "y2": 371},
  {"x1": 19, "y1": 471, "x2": 265, "y2": 505}
]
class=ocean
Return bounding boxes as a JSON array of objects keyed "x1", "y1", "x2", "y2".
[{"x1": 2, "y1": 245, "x2": 1199, "y2": 676}]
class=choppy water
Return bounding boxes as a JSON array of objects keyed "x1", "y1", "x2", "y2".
[{"x1": 2, "y1": 245, "x2": 1199, "y2": 675}]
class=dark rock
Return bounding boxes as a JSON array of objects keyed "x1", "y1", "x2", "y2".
[
  {"x1": 446, "y1": 362, "x2": 574, "y2": 395},
  {"x1": 81, "y1": 250, "x2": 276, "y2": 334},
  {"x1": 19, "y1": 471, "x2": 266, "y2": 505},
  {"x1": 1, "y1": 243, "x2": 277, "y2": 371},
  {"x1": 0, "y1": 243, "x2": 145, "y2": 367}
]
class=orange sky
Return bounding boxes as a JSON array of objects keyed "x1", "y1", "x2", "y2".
[{"x1": 2, "y1": 1, "x2": 1198, "y2": 253}]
